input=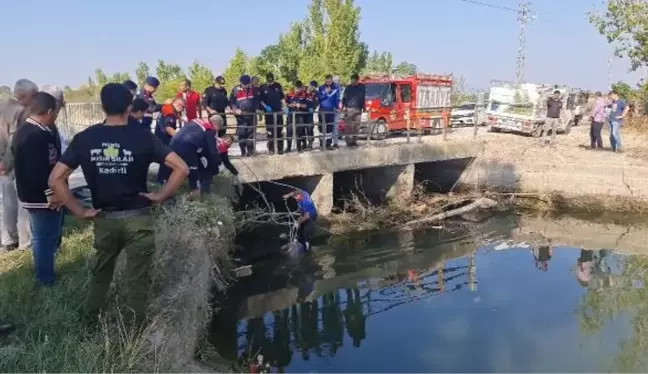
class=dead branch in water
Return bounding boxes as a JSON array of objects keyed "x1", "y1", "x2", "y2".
[{"x1": 403, "y1": 197, "x2": 498, "y2": 227}]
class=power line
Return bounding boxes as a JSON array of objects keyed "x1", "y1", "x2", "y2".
[
  {"x1": 457, "y1": 0, "x2": 518, "y2": 13},
  {"x1": 458, "y1": 0, "x2": 535, "y2": 85}
]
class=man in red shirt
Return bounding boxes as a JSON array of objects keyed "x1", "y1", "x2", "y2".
[{"x1": 176, "y1": 79, "x2": 202, "y2": 123}]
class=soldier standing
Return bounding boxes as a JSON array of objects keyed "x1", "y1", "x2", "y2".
[
  {"x1": 135, "y1": 77, "x2": 161, "y2": 132},
  {"x1": 229, "y1": 75, "x2": 257, "y2": 157}
]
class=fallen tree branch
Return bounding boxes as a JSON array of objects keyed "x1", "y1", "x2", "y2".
[{"x1": 403, "y1": 197, "x2": 498, "y2": 227}]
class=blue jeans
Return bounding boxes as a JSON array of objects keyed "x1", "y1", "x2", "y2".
[
  {"x1": 332, "y1": 112, "x2": 340, "y2": 145},
  {"x1": 28, "y1": 209, "x2": 65, "y2": 286},
  {"x1": 609, "y1": 120, "x2": 622, "y2": 151}
]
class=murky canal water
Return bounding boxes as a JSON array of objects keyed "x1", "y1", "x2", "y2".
[{"x1": 209, "y1": 212, "x2": 648, "y2": 372}]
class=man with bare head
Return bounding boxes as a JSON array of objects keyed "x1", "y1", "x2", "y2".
[{"x1": 0, "y1": 79, "x2": 38, "y2": 252}]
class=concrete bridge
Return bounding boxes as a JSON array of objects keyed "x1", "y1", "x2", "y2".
[{"x1": 69, "y1": 128, "x2": 483, "y2": 214}]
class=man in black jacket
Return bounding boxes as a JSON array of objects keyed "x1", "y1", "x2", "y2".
[
  {"x1": 12, "y1": 92, "x2": 63, "y2": 286},
  {"x1": 203, "y1": 76, "x2": 230, "y2": 137},
  {"x1": 341, "y1": 73, "x2": 365, "y2": 147}
]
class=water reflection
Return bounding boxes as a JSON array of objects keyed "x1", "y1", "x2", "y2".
[
  {"x1": 210, "y1": 214, "x2": 648, "y2": 372},
  {"x1": 211, "y1": 250, "x2": 478, "y2": 371}
]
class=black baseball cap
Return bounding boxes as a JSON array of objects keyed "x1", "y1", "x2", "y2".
[{"x1": 215, "y1": 76, "x2": 225, "y2": 84}]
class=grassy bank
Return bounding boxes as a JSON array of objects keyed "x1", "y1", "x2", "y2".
[{"x1": 0, "y1": 195, "x2": 236, "y2": 373}]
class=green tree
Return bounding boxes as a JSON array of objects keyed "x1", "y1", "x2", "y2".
[
  {"x1": 322, "y1": 0, "x2": 366, "y2": 82},
  {"x1": 392, "y1": 61, "x2": 417, "y2": 76},
  {"x1": 589, "y1": 0, "x2": 648, "y2": 71},
  {"x1": 223, "y1": 48, "x2": 249, "y2": 91},
  {"x1": 188, "y1": 60, "x2": 214, "y2": 93},
  {"x1": 299, "y1": 0, "x2": 328, "y2": 83},
  {"x1": 135, "y1": 62, "x2": 150, "y2": 87},
  {"x1": 155, "y1": 60, "x2": 185, "y2": 82},
  {"x1": 277, "y1": 23, "x2": 305, "y2": 85},
  {"x1": 363, "y1": 50, "x2": 393, "y2": 75},
  {"x1": 612, "y1": 81, "x2": 633, "y2": 99}
]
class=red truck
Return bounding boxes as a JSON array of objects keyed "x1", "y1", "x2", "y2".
[{"x1": 355, "y1": 73, "x2": 453, "y2": 138}]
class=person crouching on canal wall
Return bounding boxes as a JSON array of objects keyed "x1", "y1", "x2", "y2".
[{"x1": 48, "y1": 83, "x2": 189, "y2": 326}]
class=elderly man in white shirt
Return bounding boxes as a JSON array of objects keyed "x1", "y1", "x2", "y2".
[{"x1": 0, "y1": 79, "x2": 38, "y2": 252}]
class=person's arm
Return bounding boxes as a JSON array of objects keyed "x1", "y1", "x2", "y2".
[
  {"x1": 220, "y1": 152, "x2": 238, "y2": 176},
  {"x1": 341, "y1": 88, "x2": 348, "y2": 109},
  {"x1": 49, "y1": 135, "x2": 99, "y2": 218},
  {"x1": 140, "y1": 136, "x2": 189, "y2": 203},
  {"x1": 359, "y1": 85, "x2": 366, "y2": 109},
  {"x1": 162, "y1": 116, "x2": 177, "y2": 136},
  {"x1": 297, "y1": 211, "x2": 311, "y2": 224},
  {"x1": 203, "y1": 130, "x2": 222, "y2": 173},
  {"x1": 621, "y1": 101, "x2": 630, "y2": 119},
  {"x1": 229, "y1": 88, "x2": 241, "y2": 114},
  {"x1": 196, "y1": 92, "x2": 203, "y2": 118}
]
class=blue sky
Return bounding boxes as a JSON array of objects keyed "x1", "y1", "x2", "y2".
[{"x1": 0, "y1": 0, "x2": 640, "y2": 91}]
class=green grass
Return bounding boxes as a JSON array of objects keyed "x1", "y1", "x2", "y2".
[
  {"x1": 0, "y1": 191, "x2": 237, "y2": 373},
  {"x1": 0, "y1": 217, "x2": 150, "y2": 372}
]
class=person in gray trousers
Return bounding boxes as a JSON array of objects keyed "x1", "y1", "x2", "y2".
[{"x1": 0, "y1": 79, "x2": 37, "y2": 252}]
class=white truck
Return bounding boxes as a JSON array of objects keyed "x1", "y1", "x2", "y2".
[{"x1": 486, "y1": 82, "x2": 576, "y2": 137}]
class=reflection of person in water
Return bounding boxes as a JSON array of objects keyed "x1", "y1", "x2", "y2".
[
  {"x1": 321, "y1": 291, "x2": 345, "y2": 356},
  {"x1": 344, "y1": 288, "x2": 367, "y2": 347},
  {"x1": 576, "y1": 249, "x2": 594, "y2": 287},
  {"x1": 532, "y1": 245, "x2": 553, "y2": 272},
  {"x1": 270, "y1": 309, "x2": 293, "y2": 370}
]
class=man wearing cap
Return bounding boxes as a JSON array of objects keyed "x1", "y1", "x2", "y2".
[
  {"x1": 176, "y1": 79, "x2": 202, "y2": 122},
  {"x1": 203, "y1": 76, "x2": 230, "y2": 137},
  {"x1": 123, "y1": 80, "x2": 138, "y2": 97},
  {"x1": 229, "y1": 75, "x2": 257, "y2": 157},
  {"x1": 0, "y1": 78, "x2": 37, "y2": 252},
  {"x1": 135, "y1": 76, "x2": 162, "y2": 131},
  {"x1": 259, "y1": 73, "x2": 286, "y2": 154}
]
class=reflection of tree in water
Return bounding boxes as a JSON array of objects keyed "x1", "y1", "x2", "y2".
[{"x1": 578, "y1": 250, "x2": 648, "y2": 372}]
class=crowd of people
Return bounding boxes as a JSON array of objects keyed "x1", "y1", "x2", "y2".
[
  {"x1": 0, "y1": 73, "x2": 329, "y2": 333},
  {"x1": 124, "y1": 72, "x2": 367, "y2": 157}
]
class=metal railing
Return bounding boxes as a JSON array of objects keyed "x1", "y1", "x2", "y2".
[{"x1": 56, "y1": 104, "x2": 490, "y2": 157}]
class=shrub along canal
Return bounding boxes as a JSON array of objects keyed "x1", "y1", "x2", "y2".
[{"x1": 208, "y1": 211, "x2": 648, "y2": 372}]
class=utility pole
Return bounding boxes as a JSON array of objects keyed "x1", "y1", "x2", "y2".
[{"x1": 516, "y1": 1, "x2": 533, "y2": 86}]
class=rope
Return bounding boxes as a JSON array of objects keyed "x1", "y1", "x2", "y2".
[{"x1": 235, "y1": 156, "x2": 302, "y2": 242}]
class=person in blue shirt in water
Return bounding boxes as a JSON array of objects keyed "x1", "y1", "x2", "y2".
[{"x1": 283, "y1": 189, "x2": 317, "y2": 251}]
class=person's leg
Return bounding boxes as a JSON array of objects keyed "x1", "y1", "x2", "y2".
[
  {"x1": 614, "y1": 121, "x2": 622, "y2": 151},
  {"x1": 286, "y1": 114, "x2": 294, "y2": 152},
  {"x1": 593, "y1": 121, "x2": 604, "y2": 148},
  {"x1": 236, "y1": 118, "x2": 247, "y2": 157},
  {"x1": 276, "y1": 114, "x2": 285, "y2": 154},
  {"x1": 1, "y1": 174, "x2": 19, "y2": 248},
  {"x1": 28, "y1": 209, "x2": 64, "y2": 286},
  {"x1": 199, "y1": 174, "x2": 213, "y2": 194},
  {"x1": 246, "y1": 115, "x2": 257, "y2": 156},
  {"x1": 265, "y1": 114, "x2": 275, "y2": 154},
  {"x1": 298, "y1": 219, "x2": 315, "y2": 251},
  {"x1": 218, "y1": 114, "x2": 227, "y2": 137},
  {"x1": 541, "y1": 118, "x2": 552, "y2": 143},
  {"x1": 609, "y1": 121, "x2": 619, "y2": 151},
  {"x1": 318, "y1": 113, "x2": 325, "y2": 148},
  {"x1": 325, "y1": 112, "x2": 335, "y2": 148},
  {"x1": 550, "y1": 118, "x2": 558, "y2": 144},
  {"x1": 332, "y1": 112, "x2": 340, "y2": 147},
  {"x1": 590, "y1": 120, "x2": 596, "y2": 149},
  {"x1": 85, "y1": 218, "x2": 123, "y2": 320},
  {"x1": 122, "y1": 214, "x2": 156, "y2": 326},
  {"x1": 306, "y1": 116, "x2": 314, "y2": 148},
  {"x1": 17, "y1": 203, "x2": 31, "y2": 249}
]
